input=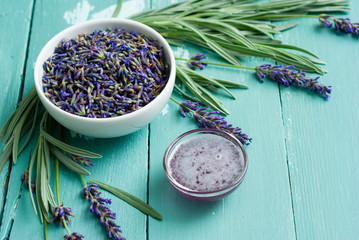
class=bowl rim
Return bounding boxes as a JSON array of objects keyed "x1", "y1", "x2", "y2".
[
  {"x1": 34, "y1": 18, "x2": 176, "y2": 123},
  {"x1": 163, "y1": 128, "x2": 248, "y2": 195}
]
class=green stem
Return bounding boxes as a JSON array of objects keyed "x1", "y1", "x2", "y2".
[
  {"x1": 55, "y1": 159, "x2": 60, "y2": 205},
  {"x1": 112, "y1": 0, "x2": 123, "y2": 17},
  {"x1": 245, "y1": 14, "x2": 318, "y2": 20},
  {"x1": 44, "y1": 220, "x2": 48, "y2": 240},
  {"x1": 175, "y1": 57, "x2": 255, "y2": 70},
  {"x1": 170, "y1": 97, "x2": 197, "y2": 115},
  {"x1": 80, "y1": 174, "x2": 87, "y2": 187},
  {"x1": 63, "y1": 218, "x2": 71, "y2": 234},
  {"x1": 170, "y1": 97, "x2": 181, "y2": 106}
]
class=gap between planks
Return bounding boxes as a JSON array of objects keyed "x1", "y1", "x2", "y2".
[
  {"x1": 278, "y1": 85, "x2": 298, "y2": 240},
  {"x1": 0, "y1": 0, "x2": 36, "y2": 235}
]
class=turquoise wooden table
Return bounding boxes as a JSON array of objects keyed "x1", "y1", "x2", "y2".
[{"x1": 0, "y1": 0, "x2": 358, "y2": 239}]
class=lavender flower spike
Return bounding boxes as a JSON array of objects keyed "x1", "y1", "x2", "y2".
[
  {"x1": 180, "y1": 100, "x2": 252, "y2": 145},
  {"x1": 82, "y1": 184, "x2": 126, "y2": 240},
  {"x1": 63, "y1": 232, "x2": 84, "y2": 240},
  {"x1": 318, "y1": 14, "x2": 359, "y2": 36},
  {"x1": 52, "y1": 204, "x2": 75, "y2": 226},
  {"x1": 188, "y1": 53, "x2": 207, "y2": 70},
  {"x1": 255, "y1": 64, "x2": 332, "y2": 99}
]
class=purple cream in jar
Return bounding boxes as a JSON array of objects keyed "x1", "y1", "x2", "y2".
[{"x1": 163, "y1": 129, "x2": 248, "y2": 201}]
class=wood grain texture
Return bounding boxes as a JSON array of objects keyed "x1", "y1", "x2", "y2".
[
  {"x1": 0, "y1": 0, "x2": 34, "y2": 237},
  {"x1": 1, "y1": 0, "x2": 151, "y2": 239},
  {"x1": 148, "y1": 1, "x2": 296, "y2": 239},
  {"x1": 277, "y1": 3, "x2": 359, "y2": 239}
]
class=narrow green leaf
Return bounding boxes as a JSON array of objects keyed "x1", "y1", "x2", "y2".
[
  {"x1": 174, "y1": 84, "x2": 199, "y2": 102},
  {"x1": 4, "y1": 88, "x2": 37, "y2": 142},
  {"x1": 46, "y1": 183, "x2": 57, "y2": 209},
  {"x1": 0, "y1": 111, "x2": 15, "y2": 141},
  {"x1": 50, "y1": 146, "x2": 90, "y2": 175},
  {"x1": 36, "y1": 137, "x2": 44, "y2": 223},
  {"x1": 90, "y1": 179, "x2": 163, "y2": 220},
  {"x1": 43, "y1": 139, "x2": 51, "y2": 179},
  {"x1": 18, "y1": 99, "x2": 40, "y2": 155},
  {"x1": 39, "y1": 139, "x2": 49, "y2": 213},
  {"x1": 40, "y1": 129, "x2": 101, "y2": 158},
  {"x1": 176, "y1": 65, "x2": 229, "y2": 114},
  {"x1": 0, "y1": 138, "x2": 13, "y2": 173},
  {"x1": 173, "y1": 19, "x2": 242, "y2": 65},
  {"x1": 29, "y1": 141, "x2": 39, "y2": 215},
  {"x1": 12, "y1": 98, "x2": 37, "y2": 164},
  {"x1": 183, "y1": 67, "x2": 237, "y2": 99}
]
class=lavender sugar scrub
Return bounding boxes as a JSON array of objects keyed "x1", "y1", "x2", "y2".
[
  {"x1": 164, "y1": 129, "x2": 248, "y2": 201},
  {"x1": 169, "y1": 134, "x2": 245, "y2": 192},
  {"x1": 42, "y1": 28, "x2": 169, "y2": 118}
]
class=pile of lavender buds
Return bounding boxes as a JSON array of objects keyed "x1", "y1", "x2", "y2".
[{"x1": 42, "y1": 28, "x2": 169, "y2": 118}]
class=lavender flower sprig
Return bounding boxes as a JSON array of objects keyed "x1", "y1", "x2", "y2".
[
  {"x1": 63, "y1": 232, "x2": 84, "y2": 240},
  {"x1": 177, "y1": 99, "x2": 251, "y2": 145},
  {"x1": 52, "y1": 204, "x2": 75, "y2": 226},
  {"x1": 82, "y1": 184, "x2": 125, "y2": 240},
  {"x1": 255, "y1": 64, "x2": 332, "y2": 99},
  {"x1": 188, "y1": 53, "x2": 207, "y2": 70},
  {"x1": 319, "y1": 14, "x2": 359, "y2": 36}
]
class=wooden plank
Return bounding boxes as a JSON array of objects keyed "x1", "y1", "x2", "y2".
[
  {"x1": 0, "y1": 0, "x2": 34, "y2": 236},
  {"x1": 1, "y1": 0, "x2": 151, "y2": 239},
  {"x1": 148, "y1": 1, "x2": 296, "y2": 239},
  {"x1": 278, "y1": 5, "x2": 359, "y2": 239}
]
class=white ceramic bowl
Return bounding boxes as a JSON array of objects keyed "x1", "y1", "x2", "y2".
[{"x1": 34, "y1": 18, "x2": 175, "y2": 138}]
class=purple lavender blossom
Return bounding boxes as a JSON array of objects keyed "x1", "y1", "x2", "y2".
[
  {"x1": 21, "y1": 170, "x2": 36, "y2": 193},
  {"x1": 319, "y1": 14, "x2": 333, "y2": 27},
  {"x1": 334, "y1": 17, "x2": 358, "y2": 35},
  {"x1": 255, "y1": 64, "x2": 332, "y2": 99},
  {"x1": 52, "y1": 204, "x2": 75, "y2": 226},
  {"x1": 188, "y1": 53, "x2": 207, "y2": 70},
  {"x1": 63, "y1": 232, "x2": 84, "y2": 240},
  {"x1": 82, "y1": 184, "x2": 126, "y2": 240},
  {"x1": 180, "y1": 100, "x2": 251, "y2": 145},
  {"x1": 71, "y1": 154, "x2": 94, "y2": 167},
  {"x1": 319, "y1": 14, "x2": 359, "y2": 36}
]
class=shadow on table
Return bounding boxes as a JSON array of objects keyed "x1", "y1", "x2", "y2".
[{"x1": 150, "y1": 174, "x2": 231, "y2": 223}]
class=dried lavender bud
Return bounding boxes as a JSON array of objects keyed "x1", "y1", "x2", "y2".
[
  {"x1": 63, "y1": 232, "x2": 84, "y2": 240},
  {"x1": 21, "y1": 170, "x2": 36, "y2": 193},
  {"x1": 188, "y1": 53, "x2": 207, "y2": 70},
  {"x1": 255, "y1": 64, "x2": 332, "y2": 99},
  {"x1": 180, "y1": 100, "x2": 251, "y2": 145},
  {"x1": 82, "y1": 184, "x2": 126, "y2": 240},
  {"x1": 42, "y1": 28, "x2": 169, "y2": 118},
  {"x1": 52, "y1": 204, "x2": 75, "y2": 226}
]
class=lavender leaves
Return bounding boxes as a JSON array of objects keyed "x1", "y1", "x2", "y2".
[
  {"x1": 129, "y1": 0, "x2": 350, "y2": 74},
  {"x1": 0, "y1": 87, "x2": 39, "y2": 172}
]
